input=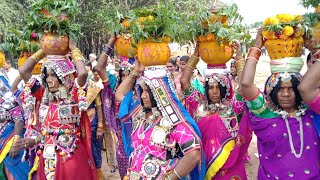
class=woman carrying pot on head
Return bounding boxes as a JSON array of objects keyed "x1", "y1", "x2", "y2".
[
  {"x1": 114, "y1": 55, "x2": 205, "y2": 179},
  {"x1": 240, "y1": 29, "x2": 320, "y2": 179},
  {"x1": 96, "y1": 34, "x2": 137, "y2": 179},
  {"x1": 180, "y1": 41, "x2": 252, "y2": 180},
  {"x1": 17, "y1": 40, "x2": 97, "y2": 180},
  {"x1": 0, "y1": 61, "x2": 29, "y2": 180}
]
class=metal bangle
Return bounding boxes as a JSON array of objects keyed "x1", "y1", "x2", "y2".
[
  {"x1": 173, "y1": 169, "x2": 182, "y2": 179},
  {"x1": 103, "y1": 44, "x2": 114, "y2": 56}
]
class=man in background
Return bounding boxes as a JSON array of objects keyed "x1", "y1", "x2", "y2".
[
  {"x1": 3, "y1": 59, "x2": 19, "y2": 86},
  {"x1": 89, "y1": 53, "x2": 98, "y2": 67}
]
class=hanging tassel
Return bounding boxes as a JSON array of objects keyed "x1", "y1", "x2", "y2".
[{"x1": 59, "y1": 85, "x2": 68, "y2": 99}]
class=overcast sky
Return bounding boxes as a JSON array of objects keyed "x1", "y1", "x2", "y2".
[{"x1": 220, "y1": 0, "x2": 315, "y2": 24}]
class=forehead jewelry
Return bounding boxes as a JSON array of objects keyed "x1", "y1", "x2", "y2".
[{"x1": 280, "y1": 72, "x2": 292, "y2": 83}]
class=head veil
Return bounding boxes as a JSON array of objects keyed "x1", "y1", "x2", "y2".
[
  {"x1": 137, "y1": 66, "x2": 206, "y2": 180},
  {"x1": 263, "y1": 57, "x2": 304, "y2": 110},
  {"x1": 203, "y1": 66, "x2": 233, "y2": 103}
]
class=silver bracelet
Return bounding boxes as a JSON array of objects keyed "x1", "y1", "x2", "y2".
[
  {"x1": 165, "y1": 175, "x2": 171, "y2": 180},
  {"x1": 173, "y1": 169, "x2": 182, "y2": 179}
]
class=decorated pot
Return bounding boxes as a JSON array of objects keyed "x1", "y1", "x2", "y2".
[
  {"x1": 265, "y1": 37, "x2": 304, "y2": 60},
  {"x1": 18, "y1": 52, "x2": 42, "y2": 75},
  {"x1": 40, "y1": 33, "x2": 69, "y2": 55},
  {"x1": 262, "y1": 14, "x2": 305, "y2": 60},
  {"x1": 199, "y1": 40, "x2": 233, "y2": 65},
  {"x1": 137, "y1": 42, "x2": 171, "y2": 66},
  {"x1": 115, "y1": 36, "x2": 137, "y2": 58}
]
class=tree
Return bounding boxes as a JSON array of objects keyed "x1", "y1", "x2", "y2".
[
  {"x1": 0, "y1": 0, "x2": 224, "y2": 60},
  {"x1": 0, "y1": 0, "x2": 28, "y2": 42}
]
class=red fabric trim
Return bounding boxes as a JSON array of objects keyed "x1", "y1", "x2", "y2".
[
  {"x1": 183, "y1": 147, "x2": 201, "y2": 156},
  {"x1": 207, "y1": 64, "x2": 227, "y2": 69},
  {"x1": 243, "y1": 89, "x2": 260, "y2": 101},
  {"x1": 120, "y1": 105, "x2": 141, "y2": 122}
]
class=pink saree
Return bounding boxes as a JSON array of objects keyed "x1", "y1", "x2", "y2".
[{"x1": 189, "y1": 91, "x2": 252, "y2": 180}]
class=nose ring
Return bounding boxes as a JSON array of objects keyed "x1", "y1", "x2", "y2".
[{"x1": 47, "y1": 81, "x2": 55, "y2": 88}]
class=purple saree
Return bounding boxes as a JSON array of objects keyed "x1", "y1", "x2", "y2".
[{"x1": 245, "y1": 91, "x2": 320, "y2": 179}]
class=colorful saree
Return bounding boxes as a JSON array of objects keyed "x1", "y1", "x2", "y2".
[
  {"x1": 184, "y1": 68, "x2": 252, "y2": 180},
  {"x1": 26, "y1": 58, "x2": 97, "y2": 180},
  {"x1": 119, "y1": 69, "x2": 205, "y2": 179},
  {"x1": 101, "y1": 72, "x2": 131, "y2": 179},
  {"x1": 87, "y1": 79, "x2": 104, "y2": 169},
  {"x1": 0, "y1": 75, "x2": 29, "y2": 180},
  {"x1": 245, "y1": 91, "x2": 320, "y2": 179}
]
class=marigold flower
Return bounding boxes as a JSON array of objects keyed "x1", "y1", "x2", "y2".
[
  {"x1": 283, "y1": 26, "x2": 294, "y2": 37},
  {"x1": 269, "y1": 16, "x2": 280, "y2": 25},
  {"x1": 262, "y1": 30, "x2": 277, "y2": 40},
  {"x1": 263, "y1": 17, "x2": 271, "y2": 26},
  {"x1": 276, "y1": 14, "x2": 294, "y2": 23},
  {"x1": 294, "y1": 15, "x2": 303, "y2": 21}
]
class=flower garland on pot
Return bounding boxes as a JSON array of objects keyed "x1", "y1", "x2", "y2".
[
  {"x1": 25, "y1": 0, "x2": 81, "y2": 55},
  {"x1": 187, "y1": 3, "x2": 250, "y2": 65},
  {"x1": 111, "y1": 2, "x2": 186, "y2": 66},
  {"x1": 262, "y1": 14, "x2": 305, "y2": 60}
]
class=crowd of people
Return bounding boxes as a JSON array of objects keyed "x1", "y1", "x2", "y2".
[{"x1": 0, "y1": 21, "x2": 319, "y2": 180}]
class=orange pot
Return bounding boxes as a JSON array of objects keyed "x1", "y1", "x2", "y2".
[
  {"x1": 137, "y1": 42, "x2": 171, "y2": 66},
  {"x1": 40, "y1": 33, "x2": 69, "y2": 55},
  {"x1": 199, "y1": 40, "x2": 233, "y2": 65},
  {"x1": 115, "y1": 37, "x2": 137, "y2": 58},
  {"x1": 18, "y1": 52, "x2": 42, "y2": 75}
]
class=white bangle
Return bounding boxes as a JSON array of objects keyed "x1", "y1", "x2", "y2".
[
  {"x1": 75, "y1": 79, "x2": 87, "y2": 89},
  {"x1": 173, "y1": 169, "x2": 182, "y2": 179}
]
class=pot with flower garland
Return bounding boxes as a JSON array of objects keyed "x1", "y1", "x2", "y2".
[
  {"x1": 262, "y1": 14, "x2": 305, "y2": 60},
  {"x1": 114, "y1": 18, "x2": 138, "y2": 58},
  {"x1": 26, "y1": 0, "x2": 81, "y2": 56},
  {"x1": 120, "y1": 2, "x2": 184, "y2": 66},
  {"x1": 190, "y1": 4, "x2": 250, "y2": 65}
]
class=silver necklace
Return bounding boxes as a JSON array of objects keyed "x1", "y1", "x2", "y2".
[
  {"x1": 277, "y1": 109, "x2": 305, "y2": 158},
  {"x1": 137, "y1": 108, "x2": 160, "y2": 140}
]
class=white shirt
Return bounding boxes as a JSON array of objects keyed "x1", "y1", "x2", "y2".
[
  {"x1": 91, "y1": 60, "x2": 97, "y2": 67},
  {"x1": 6, "y1": 67, "x2": 19, "y2": 86},
  {"x1": 107, "y1": 63, "x2": 116, "y2": 75}
]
